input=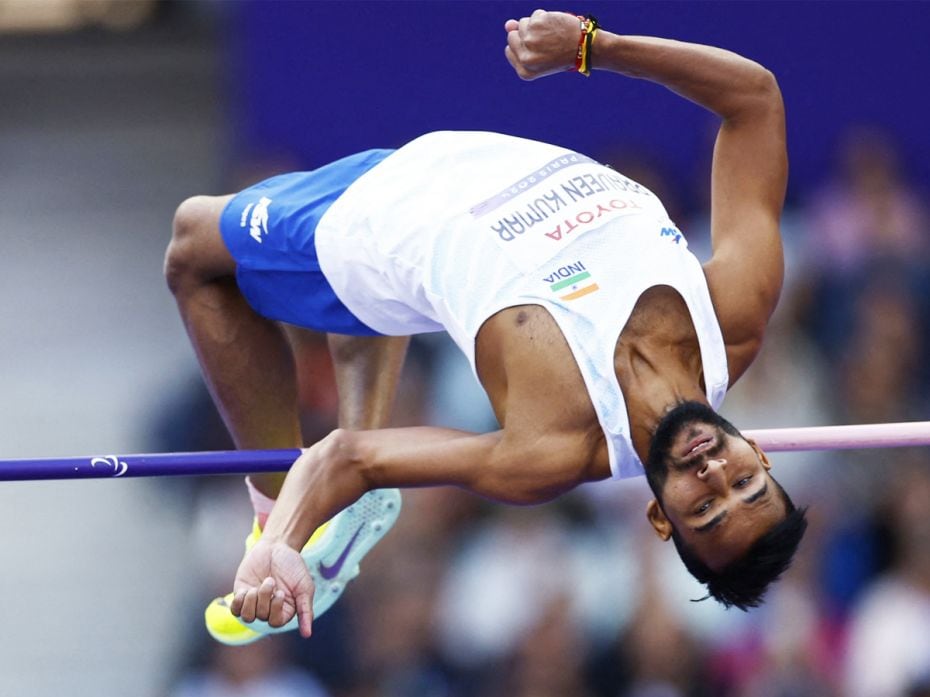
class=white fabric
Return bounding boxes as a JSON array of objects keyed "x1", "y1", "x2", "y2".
[
  {"x1": 316, "y1": 131, "x2": 728, "y2": 479},
  {"x1": 244, "y1": 475, "x2": 276, "y2": 518}
]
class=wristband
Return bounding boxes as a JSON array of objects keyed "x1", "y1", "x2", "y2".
[{"x1": 571, "y1": 14, "x2": 600, "y2": 76}]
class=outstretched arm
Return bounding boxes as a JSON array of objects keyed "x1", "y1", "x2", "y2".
[
  {"x1": 505, "y1": 10, "x2": 787, "y2": 380},
  {"x1": 230, "y1": 425, "x2": 590, "y2": 635}
]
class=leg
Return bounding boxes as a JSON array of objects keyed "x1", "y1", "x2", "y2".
[
  {"x1": 327, "y1": 333, "x2": 410, "y2": 429},
  {"x1": 164, "y1": 195, "x2": 301, "y2": 496},
  {"x1": 202, "y1": 331, "x2": 410, "y2": 646}
]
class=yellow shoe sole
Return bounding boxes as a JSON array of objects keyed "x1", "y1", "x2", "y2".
[{"x1": 204, "y1": 489, "x2": 401, "y2": 645}]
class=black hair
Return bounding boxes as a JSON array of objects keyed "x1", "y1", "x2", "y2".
[
  {"x1": 645, "y1": 401, "x2": 741, "y2": 495},
  {"x1": 670, "y1": 481, "x2": 809, "y2": 611}
]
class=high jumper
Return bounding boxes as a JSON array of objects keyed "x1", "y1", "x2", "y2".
[{"x1": 162, "y1": 9, "x2": 804, "y2": 642}]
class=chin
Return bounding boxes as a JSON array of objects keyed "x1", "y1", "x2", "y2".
[{"x1": 645, "y1": 401, "x2": 741, "y2": 489}]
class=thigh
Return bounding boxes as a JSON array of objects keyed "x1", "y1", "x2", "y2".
[{"x1": 220, "y1": 172, "x2": 386, "y2": 335}]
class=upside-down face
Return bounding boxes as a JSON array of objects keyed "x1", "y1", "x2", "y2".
[{"x1": 644, "y1": 401, "x2": 787, "y2": 570}]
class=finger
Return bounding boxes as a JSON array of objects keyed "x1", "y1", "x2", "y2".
[
  {"x1": 506, "y1": 30, "x2": 526, "y2": 66},
  {"x1": 268, "y1": 590, "x2": 289, "y2": 628},
  {"x1": 230, "y1": 588, "x2": 247, "y2": 617},
  {"x1": 239, "y1": 587, "x2": 258, "y2": 623},
  {"x1": 504, "y1": 45, "x2": 518, "y2": 70},
  {"x1": 518, "y1": 16, "x2": 530, "y2": 39},
  {"x1": 296, "y1": 588, "x2": 315, "y2": 639},
  {"x1": 504, "y1": 45, "x2": 533, "y2": 81},
  {"x1": 255, "y1": 577, "x2": 275, "y2": 620},
  {"x1": 504, "y1": 18, "x2": 518, "y2": 32}
]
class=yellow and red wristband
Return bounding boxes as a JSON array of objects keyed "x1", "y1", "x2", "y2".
[{"x1": 571, "y1": 14, "x2": 599, "y2": 76}]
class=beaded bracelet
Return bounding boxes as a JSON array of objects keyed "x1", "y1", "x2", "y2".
[{"x1": 572, "y1": 14, "x2": 600, "y2": 76}]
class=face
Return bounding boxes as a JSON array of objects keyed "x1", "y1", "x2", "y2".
[{"x1": 644, "y1": 402, "x2": 788, "y2": 571}]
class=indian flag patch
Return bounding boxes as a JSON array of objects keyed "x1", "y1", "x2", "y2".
[{"x1": 550, "y1": 270, "x2": 599, "y2": 301}]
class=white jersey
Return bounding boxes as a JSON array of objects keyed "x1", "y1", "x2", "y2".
[{"x1": 315, "y1": 131, "x2": 729, "y2": 479}]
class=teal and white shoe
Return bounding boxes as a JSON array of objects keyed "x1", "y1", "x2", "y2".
[{"x1": 205, "y1": 488, "x2": 402, "y2": 645}]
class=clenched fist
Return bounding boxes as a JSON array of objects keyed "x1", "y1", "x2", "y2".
[{"x1": 504, "y1": 10, "x2": 583, "y2": 80}]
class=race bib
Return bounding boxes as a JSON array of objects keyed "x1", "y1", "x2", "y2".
[{"x1": 468, "y1": 152, "x2": 660, "y2": 273}]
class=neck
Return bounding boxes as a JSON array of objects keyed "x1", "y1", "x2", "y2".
[{"x1": 617, "y1": 340, "x2": 708, "y2": 462}]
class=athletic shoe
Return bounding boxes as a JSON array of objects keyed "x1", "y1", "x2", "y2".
[
  {"x1": 204, "y1": 488, "x2": 401, "y2": 645},
  {"x1": 202, "y1": 517, "x2": 328, "y2": 646}
]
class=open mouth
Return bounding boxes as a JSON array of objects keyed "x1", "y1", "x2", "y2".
[{"x1": 680, "y1": 434, "x2": 715, "y2": 459}]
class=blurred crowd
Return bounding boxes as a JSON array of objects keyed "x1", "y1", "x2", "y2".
[{"x1": 153, "y1": 124, "x2": 930, "y2": 697}]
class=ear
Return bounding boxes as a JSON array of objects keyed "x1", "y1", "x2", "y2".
[
  {"x1": 646, "y1": 499, "x2": 673, "y2": 541},
  {"x1": 747, "y1": 439, "x2": 772, "y2": 471}
]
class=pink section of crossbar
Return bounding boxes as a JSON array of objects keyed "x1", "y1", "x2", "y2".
[{"x1": 743, "y1": 421, "x2": 930, "y2": 452}]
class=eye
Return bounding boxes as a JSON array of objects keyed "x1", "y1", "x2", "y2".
[
  {"x1": 735, "y1": 475, "x2": 753, "y2": 489},
  {"x1": 695, "y1": 499, "x2": 713, "y2": 515}
]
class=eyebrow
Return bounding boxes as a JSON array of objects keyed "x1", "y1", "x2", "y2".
[
  {"x1": 694, "y1": 511, "x2": 727, "y2": 533},
  {"x1": 743, "y1": 481, "x2": 769, "y2": 505},
  {"x1": 692, "y1": 482, "x2": 770, "y2": 534}
]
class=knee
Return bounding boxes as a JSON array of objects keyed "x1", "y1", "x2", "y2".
[{"x1": 164, "y1": 195, "x2": 217, "y2": 295}]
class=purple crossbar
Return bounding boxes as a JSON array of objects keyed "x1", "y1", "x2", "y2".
[
  {"x1": 2, "y1": 421, "x2": 930, "y2": 481},
  {"x1": 0, "y1": 449, "x2": 302, "y2": 481}
]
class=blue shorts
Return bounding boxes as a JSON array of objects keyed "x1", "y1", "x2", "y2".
[{"x1": 219, "y1": 149, "x2": 394, "y2": 335}]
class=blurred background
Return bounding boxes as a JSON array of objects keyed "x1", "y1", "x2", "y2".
[{"x1": 1, "y1": 1, "x2": 929, "y2": 695}]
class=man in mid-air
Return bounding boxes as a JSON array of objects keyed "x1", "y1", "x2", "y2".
[{"x1": 164, "y1": 9, "x2": 807, "y2": 643}]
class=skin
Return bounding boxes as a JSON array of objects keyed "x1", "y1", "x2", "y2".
[
  {"x1": 645, "y1": 423, "x2": 787, "y2": 571},
  {"x1": 165, "y1": 10, "x2": 787, "y2": 636}
]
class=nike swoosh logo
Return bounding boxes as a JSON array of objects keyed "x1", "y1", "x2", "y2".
[{"x1": 319, "y1": 525, "x2": 364, "y2": 580}]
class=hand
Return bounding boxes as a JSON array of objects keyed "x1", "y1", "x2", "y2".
[
  {"x1": 504, "y1": 10, "x2": 581, "y2": 80},
  {"x1": 230, "y1": 537, "x2": 316, "y2": 638}
]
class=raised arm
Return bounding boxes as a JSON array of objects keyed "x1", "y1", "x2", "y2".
[{"x1": 505, "y1": 11, "x2": 787, "y2": 379}]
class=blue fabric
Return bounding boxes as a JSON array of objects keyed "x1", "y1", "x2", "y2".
[{"x1": 219, "y1": 149, "x2": 393, "y2": 335}]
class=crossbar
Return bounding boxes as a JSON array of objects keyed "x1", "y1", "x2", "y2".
[{"x1": 2, "y1": 421, "x2": 930, "y2": 481}]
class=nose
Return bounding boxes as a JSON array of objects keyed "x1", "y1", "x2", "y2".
[{"x1": 697, "y1": 457, "x2": 727, "y2": 484}]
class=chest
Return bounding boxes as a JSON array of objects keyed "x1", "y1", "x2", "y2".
[{"x1": 620, "y1": 285, "x2": 701, "y2": 347}]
